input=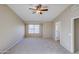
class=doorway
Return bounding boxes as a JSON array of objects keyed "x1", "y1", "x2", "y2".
[
  {"x1": 55, "y1": 21, "x2": 61, "y2": 42},
  {"x1": 74, "y1": 18, "x2": 79, "y2": 53}
]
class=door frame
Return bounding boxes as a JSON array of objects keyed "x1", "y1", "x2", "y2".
[
  {"x1": 55, "y1": 21, "x2": 61, "y2": 41},
  {"x1": 71, "y1": 17, "x2": 79, "y2": 53}
]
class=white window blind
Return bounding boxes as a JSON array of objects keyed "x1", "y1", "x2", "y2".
[{"x1": 28, "y1": 24, "x2": 40, "y2": 34}]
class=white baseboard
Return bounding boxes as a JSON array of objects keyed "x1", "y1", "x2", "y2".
[{"x1": 1, "y1": 38, "x2": 24, "y2": 54}]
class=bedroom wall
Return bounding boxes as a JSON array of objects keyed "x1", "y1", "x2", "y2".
[
  {"x1": 0, "y1": 5, "x2": 24, "y2": 53},
  {"x1": 53, "y1": 5, "x2": 79, "y2": 53},
  {"x1": 25, "y1": 21, "x2": 53, "y2": 39},
  {"x1": 52, "y1": 22, "x2": 55, "y2": 39},
  {"x1": 43, "y1": 22, "x2": 53, "y2": 39}
]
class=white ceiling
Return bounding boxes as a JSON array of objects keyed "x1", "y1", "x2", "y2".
[{"x1": 8, "y1": 4, "x2": 70, "y2": 22}]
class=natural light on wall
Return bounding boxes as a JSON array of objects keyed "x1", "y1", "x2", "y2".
[{"x1": 28, "y1": 24, "x2": 40, "y2": 34}]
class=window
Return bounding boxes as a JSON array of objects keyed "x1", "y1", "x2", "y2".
[{"x1": 28, "y1": 24, "x2": 40, "y2": 34}]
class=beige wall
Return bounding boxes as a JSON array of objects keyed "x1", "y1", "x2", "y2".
[
  {"x1": 52, "y1": 22, "x2": 55, "y2": 40},
  {"x1": 0, "y1": 5, "x2": 24, "y2": 53},
  {"x1": 43, "y1": 22, "x2": 53, "y2": 39},
  {"x1": 53, "y1": 5, "x2": 79, "y2": 53},
  {"x1": 25, "y1": 22, "x2": 53, "y2": 39}
]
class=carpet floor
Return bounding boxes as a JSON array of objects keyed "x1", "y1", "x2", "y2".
[{"x1": 6, "y1": 38, "x2": 70, "y2": 54}]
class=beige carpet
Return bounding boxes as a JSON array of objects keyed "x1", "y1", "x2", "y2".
[{"x1": 6, "y1": 38, "x2": 70, "y2": 54}]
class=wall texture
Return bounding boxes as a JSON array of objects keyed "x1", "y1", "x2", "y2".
[
  {"x1": 43, "y1": 22, "x2": 53, "y2": 39},
  {"x1": 0, "y1": 5, "x2": 24, "y2": 53},
  {"x1": 51, "y1": 22, "x2": 55, "y2": 39},
  {"x1": 53, "y1": 5, "x2": 79, "y2": 53}
]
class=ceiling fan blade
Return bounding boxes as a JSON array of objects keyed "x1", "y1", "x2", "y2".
[
  {"x1": 29, "y1": 8, "x2": 37, "y2": 10},
  {"x1": 40, "y1": 9, "x2": 48, "y2": 11}
]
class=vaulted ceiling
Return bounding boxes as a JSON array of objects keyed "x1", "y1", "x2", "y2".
[{"x1": 8, "y1": 4, "x2": 70, "y2": 22}]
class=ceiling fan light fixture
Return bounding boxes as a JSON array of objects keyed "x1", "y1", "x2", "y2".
[{"x1": 29, "y1": 4, "x2": 48, "y2": 15}]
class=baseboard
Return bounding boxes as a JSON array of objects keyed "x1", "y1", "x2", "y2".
[{"x1": 1, "y1": 38, "x2": 24, "y2": 54}]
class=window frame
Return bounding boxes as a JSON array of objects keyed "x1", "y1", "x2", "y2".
[{"x1": 28, "y1": 24, "x2": 40, "y2": 34}]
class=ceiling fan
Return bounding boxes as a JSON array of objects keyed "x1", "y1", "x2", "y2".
[{"x1": 29, "y1": 4, "x2": 48, "y2": 14}]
